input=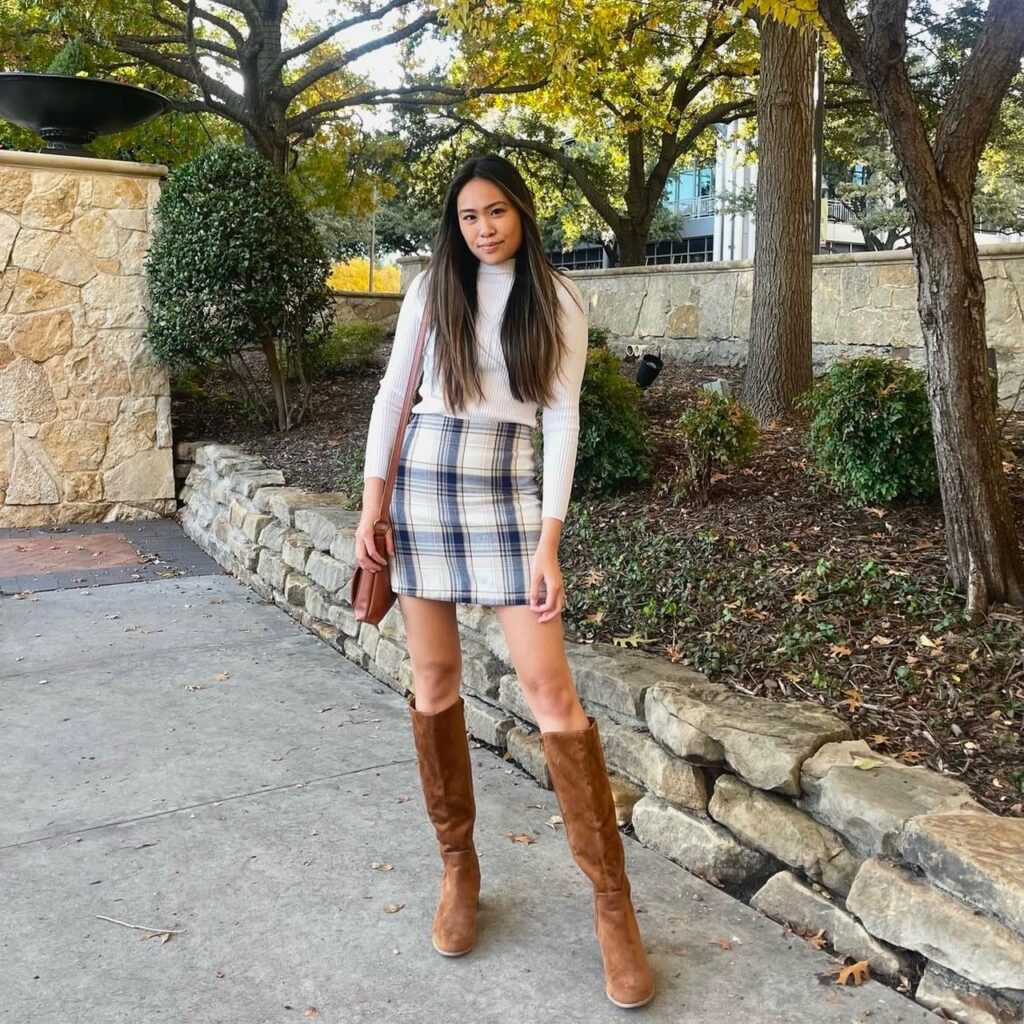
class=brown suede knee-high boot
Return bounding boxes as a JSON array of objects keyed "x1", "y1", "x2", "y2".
[
  {"x1": 541, "y1": 715, "x2": 655, "y2": 1008},
  {"x1": 408, "y1": 694, "x2": 481, "y2": 956}
]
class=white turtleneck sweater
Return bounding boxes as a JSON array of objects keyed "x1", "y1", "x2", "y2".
[{"x1": 362, "y1": 256, "x2": 589, "y2": 522}]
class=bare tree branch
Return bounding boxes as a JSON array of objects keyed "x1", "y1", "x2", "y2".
[
  {"x1": 280, "y1": 7, "x2": 437, "y2": 103},
  {"x1": 164, "y1": 0, "x2": 245, "y2": 48},
  {"x1": 273, "y1": 0, "x2": 417, "y2": 71},
  {"x1": 933, "y1": 0, "x2": 1024, "y2": 188}
]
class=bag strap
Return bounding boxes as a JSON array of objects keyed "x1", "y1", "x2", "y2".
[{"x1": 373, "y1": 295, "x2": 432, "y2": 534}]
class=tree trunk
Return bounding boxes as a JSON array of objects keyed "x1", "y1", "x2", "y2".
[
  {"x1": 910, "y1": 199, "x2": 1024, "y2": 611},
  {"x1": 617, "y1": 222, "x2": 648, "y2": 267},
  {"x1": 743, "y1": 18, "x2": 816, "y2": 423}
]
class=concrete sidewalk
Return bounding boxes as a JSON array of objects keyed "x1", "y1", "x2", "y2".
[{"x1": 0, "y1": 541, "x2": 935, "y2": 1023}]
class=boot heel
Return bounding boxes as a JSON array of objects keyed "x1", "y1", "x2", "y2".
[{"x1": 541, "y1": 716, "x2": 656, "y2": 1008}]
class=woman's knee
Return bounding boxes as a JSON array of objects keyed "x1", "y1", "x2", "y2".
[{"x1": 519, "y1": 669, "x2": 579, "y2": 718}]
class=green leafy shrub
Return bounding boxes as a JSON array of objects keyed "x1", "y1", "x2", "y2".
[
  {"x1": 556, "y1": 347, "x2": 651, "y2": 498},
  {"x1": 47, "y1": 38, "x2": 93, "y2": 76},
  {"x1": 145, "y1": 144, "x2": 332, "y2": 430},
  {"x1": 795, "y1": 356, "x2": 939, "y2": 502},
  {"x1": 588, "y1": 325, "x2": 610, "y2": 349},
  {"x1": 306, "y1": 320, "x2": 386, "y2": 381},
  {"x1": 673, "y1": 390, "x2": 760, "y2": 503}
]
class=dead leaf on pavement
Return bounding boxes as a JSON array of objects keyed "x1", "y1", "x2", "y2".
[
  {"x1": 383, "y1": 903, "x2": 405, "y2": 914},
  {"x1": 213, "y1": 672, "x2": 230, "y2": 681},
  {"x1": 710, "y1": 938, "x2": 732, "y2": 950},
  {"x1": 830, "y1": 959, "x2": 871, "y2": 986},
  {"x1": 545, "y1": 815, "x2": 564, "y2": 829},
  {"x1": 370, "y1": 862, "x2": 394, "y2": 872},
  {"x1": 508, "y1": 832, "x2": 536, "y2": 845}
]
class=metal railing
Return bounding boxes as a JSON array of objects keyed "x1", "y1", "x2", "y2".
[
  {"x1": 671, "y1": 194, "x2": 717, "y2": 219},
  {"x1": 827, "y1": 198, "x2": 856, "y2": 223}
]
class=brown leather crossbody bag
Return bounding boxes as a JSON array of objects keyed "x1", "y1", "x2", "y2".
[{"x1": 349, "y1": 298, "x2": 431, "y2": 624}]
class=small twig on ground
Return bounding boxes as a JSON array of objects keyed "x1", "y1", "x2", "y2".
[{"x1": 95, "y1": 915, "x2": 186, "y2": 935}]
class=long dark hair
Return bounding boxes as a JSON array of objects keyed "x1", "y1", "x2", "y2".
[{"x1": 423, "y1": 153, "x2": 584, "y2": 413}]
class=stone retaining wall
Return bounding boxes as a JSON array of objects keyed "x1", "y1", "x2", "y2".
[
  {"x1": 331, "y1": 290, "x2": 401, "y2": 331},
  {"x1": 398, "y1": 245, "x2": 1024, "y2": 407},
  {"x1": 180, "y1": 442, "x2": 1024, "y2": 1024},
  {"x1": 0, "y1": 150, "x2": 176, "y2": 527}
]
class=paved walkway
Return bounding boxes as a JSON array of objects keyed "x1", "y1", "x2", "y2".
[{"x1": 0, "y1": 522, "x2": 935, "y2": 1023}]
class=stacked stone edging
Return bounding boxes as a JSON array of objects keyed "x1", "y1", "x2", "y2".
[{"x1": 181, "y1": 442, "x2": 1024, "y2": 1024}]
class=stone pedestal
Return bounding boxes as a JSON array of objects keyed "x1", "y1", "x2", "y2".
[{"x1": 0, "y1": 150, "x2": 175, "y2": 527}]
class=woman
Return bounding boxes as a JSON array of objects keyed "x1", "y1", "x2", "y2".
[{"x1": 354, "y1": 154, "x2": 655, "y2": 1009}]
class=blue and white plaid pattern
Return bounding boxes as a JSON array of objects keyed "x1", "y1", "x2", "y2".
[{"x1": 388, "y1": 412, "x2": 544, "y2": 605}]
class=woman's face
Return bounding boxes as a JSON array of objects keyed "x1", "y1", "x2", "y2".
[{"x1": 456, "y1": 177, "x2": 523, "y2": 265}]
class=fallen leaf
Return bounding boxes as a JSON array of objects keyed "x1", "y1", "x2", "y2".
[
  {"x1": 851, "y1": 757, "x2": 884, "y2": 770},
  {"x1": 710, "y1": 937, "x2": 732, "y2": 950},
  {"x1": 213, "y1": 672, "x2": 231, "y2": 682},
  {"x1": 870, "y1": 635, "x2": 894, "y2": 647},
  {"x1": 383, "y1": 903, "x2": 405, "y2": 914},
  {"x1": 508, "y1": 831, "x2": 536, "y2": 845},
  {"x1": 304, "y1": 1008, "x2": 320, "y2": 1017},
  {"x1": 842, "y1": 689, "x2": 864, "y2": 710},
  {"x1": 370, "y1": 862, "x2": 394, "y2": 872},
  {"x1": 829, "y1": 644, "x2": 852, "y2": 658},
  {"x1": 184, "y1": 683, "x2": 204, "y2": 692},
  {"x1": 545, "y1": 815, "x2": 564, "y2": 830},
  {"x1": 831, "y1": 959, "x2": 871, "y2": 986},
  {"x1": 793, "y1": 591, "x2": 815, "y2": 604}
]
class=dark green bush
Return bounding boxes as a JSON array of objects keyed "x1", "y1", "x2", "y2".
[
  {"x1": 588, "y1": 325, "x2": 610, "y2": 349},
  {"x1": 47, "y1": 39, "x2": 93, "y2": 76},
  {"x1": 306, "y1": 320, "x2": 386, "y2": 381},
  {"x1": 795, "y1": 356, "x2": 939, "y2": 502},
  {"x1": 673, "y1": 391, "x2": 759, "y2": 503},
  {"x1": 145, "y1": 144, "x2": 332, "y2": 430},
  {"x1": 558, "y1": 347, "x2": 651, "y2": 498}
]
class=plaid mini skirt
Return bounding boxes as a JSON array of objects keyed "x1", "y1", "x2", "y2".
[{"x1": 387, "y1": 412, "x2": 544, "y2": 605}]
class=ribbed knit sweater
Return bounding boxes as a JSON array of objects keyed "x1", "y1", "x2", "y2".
[{"x1": 362, "y1": 256, "x2": 589, "y2": 521}]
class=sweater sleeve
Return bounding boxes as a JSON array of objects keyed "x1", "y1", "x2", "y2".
[
  {"x1": 540, "y1": 277, "x2": 589, "y2": 522},
  {"x1": 362, "y1": 270, "x2": 429, "y2": 482}
]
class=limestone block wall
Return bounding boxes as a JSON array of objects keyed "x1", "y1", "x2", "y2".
[
  {"x1": 0, "y1": 151, "x2": 175, "y2": 527},
  {"x1": 181, "y1": 441, "x2": 1024, "y2": 1024},
  {"x1": 398, "y1": 245, "x2": 1024, "y2": 406},
  {"x1": 331, "y1": 290, "x2": 401, "y2": 331}
]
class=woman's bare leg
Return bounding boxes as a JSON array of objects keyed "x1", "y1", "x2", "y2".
[
  {"x1": 398, "y1": 594, "x2": 462, "y2": 711},
  {"x1": 491, "y1": 605, "x2": 588, "y2": 732}
]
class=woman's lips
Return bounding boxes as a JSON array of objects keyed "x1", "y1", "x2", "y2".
[{"x1": 479, "y1": 242, "x2": 500, "y2": 251}]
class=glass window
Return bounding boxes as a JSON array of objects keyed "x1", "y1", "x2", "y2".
[
  {"x1": 643, "y1": 236, "x2": 714, "y2": 265},
  {"x1": 548, "y1": 245, "x2": 604, "y2": 270}
]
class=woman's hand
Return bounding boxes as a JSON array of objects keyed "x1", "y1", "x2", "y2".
[
  {"x1": 529, "y1": 542, "x2": 564, "y2": 622},
  {"x1": 355, "y1": 511, "x2": 395, "y2": 572}
]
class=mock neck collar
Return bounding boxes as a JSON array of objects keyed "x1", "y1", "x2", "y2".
[{"x1": 478, "y1": 256, "x2": 517, "y2": 276}]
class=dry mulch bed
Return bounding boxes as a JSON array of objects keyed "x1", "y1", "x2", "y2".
[{"x1": 173, "y1": 353, "x2": 1024, "y2": 817}]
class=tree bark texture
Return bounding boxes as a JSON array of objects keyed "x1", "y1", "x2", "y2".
[{"x1": 743, "y1": 18, "x2": 816, "y2": 422}]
